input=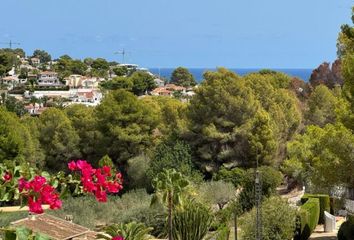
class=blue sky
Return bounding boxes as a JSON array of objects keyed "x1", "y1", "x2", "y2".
[{"x1": 0, "y1": 0, "x2": 352, "y2": 68}]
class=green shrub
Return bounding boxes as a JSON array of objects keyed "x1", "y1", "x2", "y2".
[
  {"x1": 126, "y1": 154, "x2": 151, "y2": 190},
  {"x1": 172, "y1": 200, "x2": 213, "y2": 240},
  {"x1": 294, "y1": 209, "x2": 309, "y2": 240},
  {"x1": 301, "y1": 194, "x2": 330, "y2": 224},
  {"x1": 295, "y1": 198, "x2": 320, "y2": 240},
  {"x1": 51, "y1": 189, "x2": 158, "y2": 229},
  {"x1": 196, "y1": 180, "x2": 236, "y2": 209},
  {"x1": 147, "y1": 139, "x2": 202, "y2": 185},
  {"x1": 213, "y1": 167, "x2": 246, "y2": 188},
  {"x1": 0, "y1": 227, "x2": 50, "y2": 240},
  {"x1": 0, "y1": 212, "x2": 28, "y2": 227},
  {"x1": 99, "y1": 222, "x2": 153, "y2": 240},
  {"x1": 238, "y1": 166, "x2": 283, "y2": 212},
  {"x1": 338, "y1": 217, "x2": 354, "y2": 240},
  {"x1": 240, "y1": 196, "x2": 297, "y2": 240}
]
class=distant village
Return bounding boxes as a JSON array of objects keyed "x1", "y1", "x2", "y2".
[{"x1": 0, "y1": 48, "x2": 197, "y2": 115}]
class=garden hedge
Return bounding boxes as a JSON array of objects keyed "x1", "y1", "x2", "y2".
[
  {"x1": 294, "y1": 198, "x2": 320, "y2": 240},
  {"x1": 338, "y1": 215, "x2": 354, "y2": 240},
  {"x1": 301, "y1": 194, "x2": 330, "y2": 224}
]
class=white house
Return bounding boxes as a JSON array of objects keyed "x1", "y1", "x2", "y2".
[
  {"x1": 37, "y1": 71, "x2": 63, "y2": 86},
  {"x1": 154, "y1": 78, "x2": 165, "y2": 87}
]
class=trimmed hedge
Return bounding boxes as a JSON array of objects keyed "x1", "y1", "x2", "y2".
[
  {"x1": 294, "y1": 198, "x2": 320, "y2": 240},
  {"x1": 301, "y1": 194, "x2": 330, "y2": 224},
  {"x1": 338, "y1": 215, "x2": 354, "y2": 240}
]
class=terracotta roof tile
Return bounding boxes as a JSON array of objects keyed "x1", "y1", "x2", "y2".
[{"x1": 11, "y1": 214, "x2": 91, "y2": 240}]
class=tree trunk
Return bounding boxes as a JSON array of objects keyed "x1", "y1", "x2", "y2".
[{"x1": 168, "y1": 191, "x2": 173, "y2": 240}]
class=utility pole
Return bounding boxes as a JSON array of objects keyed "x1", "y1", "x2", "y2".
[
  {"x1": 114, "y1": 49, "x2": 131, "y2": 64},
  {"x1": 234, "y1": 211, "x2": 238, "y2": 240},
  {"x1": 255, "y1": 153, "x2": 262, "y2": 240},
  {"x1": 0, "y1": 40, "x2": 20, "y2": 49}
]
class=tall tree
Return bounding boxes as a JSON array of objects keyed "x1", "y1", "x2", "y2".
[
  {"x1": 95, "y1": 90, "x2": 160, "y2": 164},
  {"x1": 0, "y1": 52, "x2": 13, "y2": 77},
  {"x1": 305, "y1": 85, "x2": 338, "y2": 127},
  {"x1": 285, "y1": 123, "x2": 354, "y2": 194},
  {"x1": 185, "y1": 68, "x2": 281, "y2": 172},
  {"x1": 32, "y1": 49, "x2": 51, "y2": 63},
  {"x1": 170, "y1": 67, "x2": 196, "y2": 87},
  {"x1": 91, "y1": 58, "x2": 109, "y2": 78},
  {"x1": 152, "y1": 169, "x2": 189, "y2": 240},
  {"x1": 130, "y1": 71, "x2": 156, "y2": 95},
  {"x1": 0, "y1": 107, "x2": 41, "y2": 166},
  {"x1": 38, "y1": 108, "x2": 80, "y2": 171},
  {"x1": 337, "y1": 7, "x2": 354, "y2": 129},
  {"x1": 65, "y1": 104, "x2": 102, "y2": 164}
]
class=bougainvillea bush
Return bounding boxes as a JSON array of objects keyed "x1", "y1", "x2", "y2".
[{"x1": 0, "y1": 160, "x2": 123, "y2": 214}]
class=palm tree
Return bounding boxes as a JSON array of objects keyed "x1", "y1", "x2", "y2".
[
  {"x1": 98, "y1": 222, "x2": 153, "y2": 240},
  {"x1": 151, "y1": 169, "x2": 189, "y2": 240}
]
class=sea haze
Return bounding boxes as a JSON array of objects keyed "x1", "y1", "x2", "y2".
[{"x1": 149, "y1": 68, "x2": 313, "y2": 83}]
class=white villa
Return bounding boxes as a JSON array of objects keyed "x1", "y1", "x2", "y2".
[{"x1": 37, "y1": 71, "x2": 63, "y2": 86}]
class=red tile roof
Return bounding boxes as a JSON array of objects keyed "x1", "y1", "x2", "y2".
[{"x1": 11, "y1": 214, "x2": 95, "y2": 240}]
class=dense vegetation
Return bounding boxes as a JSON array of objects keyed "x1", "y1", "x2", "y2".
[{"x1": 0, "y1": 6, "x2": 353, "y2": 240}]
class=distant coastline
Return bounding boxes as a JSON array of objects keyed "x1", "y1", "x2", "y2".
[{"x1": 149, "y1": 68, "x2": 313, "y2": 82}]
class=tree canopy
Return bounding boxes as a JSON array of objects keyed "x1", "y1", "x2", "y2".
[
  {"x1": 32, "y1": 49, "x2": 51, "y2": 63},
  {"x1": 185, "y1": 68, "x2": 301, "y2": 173},
  {"x1": 170, "y1": 67, "x2": 196, "y2": 87},
  {"x1": 95, "y1": 90, "x2": 160, "y2": 164},
  {"x1": 38, "y1": 108, "x2": 81, "y2": 171}
]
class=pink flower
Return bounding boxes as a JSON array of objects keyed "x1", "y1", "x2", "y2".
[
  {"x1": 28, "y1": 197, "x2": 43, "y2": 214},
  {"x1": 95, "y1": 188, "x2": 107, "y2": 202},
  {"x1": 76, "y1": 160, "x2": 89, "y2": 170},
  {"x1": 112, "y1": 236, "x2": 124, "y2": 240},
  {"x1": 18, "y1": 177, "x2": 30, "y2": 192},
  {"x1": 68, "y1": 161, "x2": 77, "y2": 171},
  {"x1": 2, "y1": 172, "x2": 12, "y2": 182},
  {"x1": 106, "y1": 182, "x2": 120, "y2": 193},
  {"x1": 102, "y1": 166, "x2": 111, "y2": 176},
  {"x1": 49, "y1": 195, "x2": 62, "y2": 210},
  {"x1": 68, "y1": 160, "x2": 123, "y2": 203},
  {"x1": 30, "y1": 176, "x2": 46, "y2": 192},
  {"x1": 82, "y1": 177, "x2": 97, "y2": 192}
]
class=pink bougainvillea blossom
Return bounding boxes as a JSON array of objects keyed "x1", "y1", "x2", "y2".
[
  {"x1": 112, "y1": 236, "x2": 124, "y2": 240},
  {"x1": 2, "y1": 172, "x2": 12, "y2": 182},
  {"x1": 68, "y1": 161, "x2": 77, "y2": 171},
  {"x1": 68, "y1": 160, "x2": 123, "y2": 202},
  {"x1": 18, "y1": 176, "x2": 62, "y2": 214}
]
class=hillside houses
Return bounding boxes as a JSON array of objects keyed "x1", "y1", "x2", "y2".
[
  {"x1": 64, "y1": 75, "x2": 104, "y2": 89},
  {"x1": 38, "y1": 71, "x2": 63, "y2": 86},
  {"x1": 0, "y1": 49, "x2": 198, "y2": 114}
]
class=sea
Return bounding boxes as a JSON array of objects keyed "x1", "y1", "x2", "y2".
[{"x1": 149, "y1": 68, "x2": 313, "y2": 83}]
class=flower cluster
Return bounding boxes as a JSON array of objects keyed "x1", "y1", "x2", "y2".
[
  {"x1": 112, "y1": 236, "x2": 124, "y2": 240},
  {"x1": 2, "y1": 172, "x2": 12, "y2": 182},
  {"x1": 18, "y1": 176, "x2": 62, "y2": 214},
  {"x1": 68, "y1": 160, "x2": 123, "y2": 202}
]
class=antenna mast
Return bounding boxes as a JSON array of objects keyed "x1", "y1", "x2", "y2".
[
  {"x1": 114, "y1": 49, "x2": 131, "y2": 64},
  {"x1": 0, "y1": 40, "x2": 20, "y2": 49}
]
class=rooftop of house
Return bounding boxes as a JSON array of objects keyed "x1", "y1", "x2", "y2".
[
  {"x1": 11, "y1": 214, "x2": 97, "y2": 240},
  {"x1": 39, "y1": 71, "x2": 58, "y2": 75},
  {"x1": 164, "y1": 84, "x2": 186, "y2": 91},
  {"x1": 151, "y1": 87, "x2": 172, "y2": 94},
  {"x1": 2, "y1": 76, "x2": 19, "y2": 81}
]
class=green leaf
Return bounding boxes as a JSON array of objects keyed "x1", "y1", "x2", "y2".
[
  {"x1": 34, "y1": 233, "x2": 51, "y2": 240},
  {"x1": 15, "y1": 227, "x2": 31, "y2": 240},
  {"x1": 4, "y1": 229, "x2": 16, "y2": 240}
]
